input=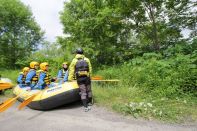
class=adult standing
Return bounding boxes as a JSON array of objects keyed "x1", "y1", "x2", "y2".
[{"x1": 68, "y1": 48, "x2": 92, "y2": 112}]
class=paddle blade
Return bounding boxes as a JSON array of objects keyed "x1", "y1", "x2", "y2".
[
  {"x1": 0, "y1": 97, "x2": 17, "y2": 113},
  {"x1": 91, "y1": 76, "x2": 103, "y2": 80},
  {"x1": 18, "y1": 93, "x2": 38, "y2": 110},
  {"x1": 0, "y1": 98, "x2": 12, "y2": 106}
]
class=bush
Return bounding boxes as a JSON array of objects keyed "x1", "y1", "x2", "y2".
[
  {"x1": 96, "y1": 51, "x2": 197, "y2": 97},
  {"x1": 94, "y1": 49, "x2": 197, "y2": 122}
]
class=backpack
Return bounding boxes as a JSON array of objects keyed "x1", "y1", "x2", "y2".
[{"x1": 75, "y1": 58, "x2": 89, "y2": 77}]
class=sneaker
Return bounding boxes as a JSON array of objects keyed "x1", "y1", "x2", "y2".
[
  {"x1": 84, "y1": 107, "x2": 89, "y2": 112},
  {"x1": 88, "y1": 103, "x2": 93, "y2": 106},
  {"x1": 87, "y1": 106, "x2": 91, "y2": 110}
]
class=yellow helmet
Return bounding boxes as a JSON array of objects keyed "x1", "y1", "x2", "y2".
[
  {"x1": 22, "y1": 67, "x2": 30, "y2": 73},
  {"x1": 40, "y1": 62, "x2": 49, "y2": 71},
  {"x1": 62, "y1": 62, "x2": 68, "y2": 66},
  {"x1": 30, "y1": 61, "x2": 39, "y2": 68}
]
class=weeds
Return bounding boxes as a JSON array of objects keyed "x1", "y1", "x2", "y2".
[{"x1": 93, "y1": 52, "x2": 197, "y2": 123}]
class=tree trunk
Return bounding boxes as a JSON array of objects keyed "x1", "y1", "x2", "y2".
[{"x1": 145, "y1": 2, "x2": 160, "y2": 51}]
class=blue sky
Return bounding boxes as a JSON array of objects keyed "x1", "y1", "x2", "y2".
[{"x1": 21, "y1": 0, "x2": 66, "y2": 42}]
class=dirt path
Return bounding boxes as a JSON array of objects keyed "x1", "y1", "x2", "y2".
[{"x1": 0, "y1": 100, "x2": 196, "y2": 131}]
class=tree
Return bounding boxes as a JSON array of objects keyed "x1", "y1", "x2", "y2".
[
  {"x1": 59, "y1": 0, "x2": 196, "y2": 66},
  {"x1": 60, "y1": 0, "x2": 127, "y2": 65},
  {"x1": 26, "y1": 42, "x2": 69, "y2": 76},
  {"x1": 119, "y1": 0, "x2": 196, "y2": 51},
  {"x1": 0, "y1": 0, "x2": 44, "y2": 68}
]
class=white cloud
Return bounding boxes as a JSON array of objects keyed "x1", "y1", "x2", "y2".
[
  {"x1": 21, "y1": 0, "x2": 66, "y2": 42},
  {"x1": 21, "y1": 0, "x2": 194, "y2": 41}
]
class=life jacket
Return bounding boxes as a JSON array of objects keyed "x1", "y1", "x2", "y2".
[
  {"x1": 60, "y1": 69, "x2": 67, "y2": 78},
  {"x1": 40, "y1": 70, "x2": 51, "y2": 85},
  {"x1": 75, "y1": 58, "x2": 89, "y2": 77},
  {"x1": 29, "y1": 69, "x2": 39, "y2": 83},
  {"x1": 19, "y1": 72, "x2": 26, "y2": 83}
]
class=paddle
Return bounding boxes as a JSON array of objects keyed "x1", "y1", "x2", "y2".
[
  {"x1": 0, "y1": 97, "x2": 19, "y2": 113},
  {"x1": 17, "y1": 86, "x2": 49, "y2": 110},
  {"x1": 0, "y1": 98, "x2": 14, "y2": 106},
  {"x1": 0, "y1": 88, "x2": 31, "y2": 112},
  {"x1": 17, "y1": 91, "x2": 41, "y2": 110},
  {"x1": 91, "y1": 76, "x2": 103, "y2": 80}
]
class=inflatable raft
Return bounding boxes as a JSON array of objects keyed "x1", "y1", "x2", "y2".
[
  {"x1": 0, "y1": 78, "x2": 14, "y2": 91},
  {"x1": 13, "y1": 81, "x2": 80, "y2": 110}
]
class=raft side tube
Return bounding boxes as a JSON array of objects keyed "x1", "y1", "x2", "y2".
[{"x1": 18, "y1": 88, "x2": 80, "y2": 110}]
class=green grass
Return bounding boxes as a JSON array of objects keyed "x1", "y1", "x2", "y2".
[
  {"x1": 92, "y1": 52, "x2": 197, "y2": 123},
  {"x1": 92, "y1": 83, "x2": 197, "y2": 123},
  {"x1": 0, "y1": 69, "x2": 19, "y2": 96},
  {"x1": 0, "y1": 69, "x2": 19, "y2": 85}
]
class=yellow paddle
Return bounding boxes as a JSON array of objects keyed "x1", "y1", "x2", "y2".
[
  {"x1": 0, "y1": 98, "x2": 13, "y2": 106},
  {"x1": 91, "y1": 76, "x2": 103, "y2": 80},
  {"x1": 0, "y1": 96, "x2": 19, "y2": 113},
  {"x1": 0, "y1": 88, "x2": 31, "y2": 112},
  {"x1": 91, "y1": 76, "x2": 120, "y2": 82},
  {"x1": 18, "y1": 86, "x2": 51, "y2": 110},
  {"x1": 18, "y1": 91, "x2": 41, "y2": 110},
  {"x1": 0, "y1": 87, "x2": 30, "y2": 113}
]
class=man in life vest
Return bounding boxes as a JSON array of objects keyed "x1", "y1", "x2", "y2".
[
  {"x1": 25, "y1": 61, "x2": 39, "y2": 89},
  {"x1": 17, "y1": 67, "x2": 30, "y2": 88},
  {"x1": 36, "y1": 62, "x2": 54, "y2": 90},
  {"x1": 68, "y1": 48, "x2": 92, "y2": 112},
  {"x1": 57, "y1": 62, "x2": 69, "y2": 84}
]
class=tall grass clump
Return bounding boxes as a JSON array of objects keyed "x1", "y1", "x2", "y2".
[{"x1": 94, "y1": 45, "x2": 197, "y2": 122}]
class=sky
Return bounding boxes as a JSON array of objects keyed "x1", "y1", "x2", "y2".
[
  {"x1": 21, "y1": 0, "x2": 66, "y2": 42},
  {"x1": 20, "y1": 0, "x2": 193, "y2": 42}
]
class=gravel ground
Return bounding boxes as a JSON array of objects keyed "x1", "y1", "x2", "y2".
[{"x1": 0, "y1": 99, "x2": 196, "y2": 131}]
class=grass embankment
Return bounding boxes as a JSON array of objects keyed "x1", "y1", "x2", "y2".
[
  {"x1": 93, "y1": 53, "x2": 197, "y2": 123},
  {"x1": 1, "y1": 69, "x2": 19, "y2": 84},
  {"x1": 93, "y1": 84, "x2": 197, "y2": 123},
  {"x1": 0, "y1": 69, "x2": 19, "y2": 97}
]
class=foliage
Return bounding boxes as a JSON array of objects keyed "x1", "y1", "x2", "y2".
[
  {"x1": 59, "y1": 0, "x2": 196, "y2": 66},
  {"x1": 0, "y1": 0, "x2": 44, "y2": 69},
  {"x1": 0, "y1": 69, "x2": 19, "y2": 85},
  {"x1": 93, "y1": 82, "x2": 197, "y2": 122},
  {"x1": 93, "y1": 41, "x2": 197, "y2": 121},
  {"x1": 59, "y1": 0, "x2": 126, "y2": 65},
  {"x1": 99, "y1": 50, "x2": 197, "y2": 97},
  {"x1": 94, "y1": 61, "x2": 196, "y2": 121},
  {"x1": 26, "y1": 42, "x2": 71, "y2": 76}
]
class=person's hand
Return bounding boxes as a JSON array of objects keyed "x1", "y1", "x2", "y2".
[
  {"x1": 26, "y1": 82, "x2": 30, "y2": 86},
  {"x1": 25, "y1": 86, "x2": 31, "y2": 91},
  {"x1": 51, "y1": 77, "x2": 57, "y2": 82},
  {"x1": 68, "y1": 79, "x2": 73, "y2": 82}
]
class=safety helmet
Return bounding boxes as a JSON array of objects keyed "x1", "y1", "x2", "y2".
[
  {"x1": 22, "y1": 67, "x2": 30, "y2": 73},
  {"x1": 40, "y1": 62, "x2": 49, "y2": 71},
  {"x1": 62, "y1": 62, "x2": 68, "y2": 66},
  {"x1": 30, "y1": 61, "x2": 39, "y2": 69},
  {"x1": 76, "y1": 48, "x2": 83, "y2": 54}
]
